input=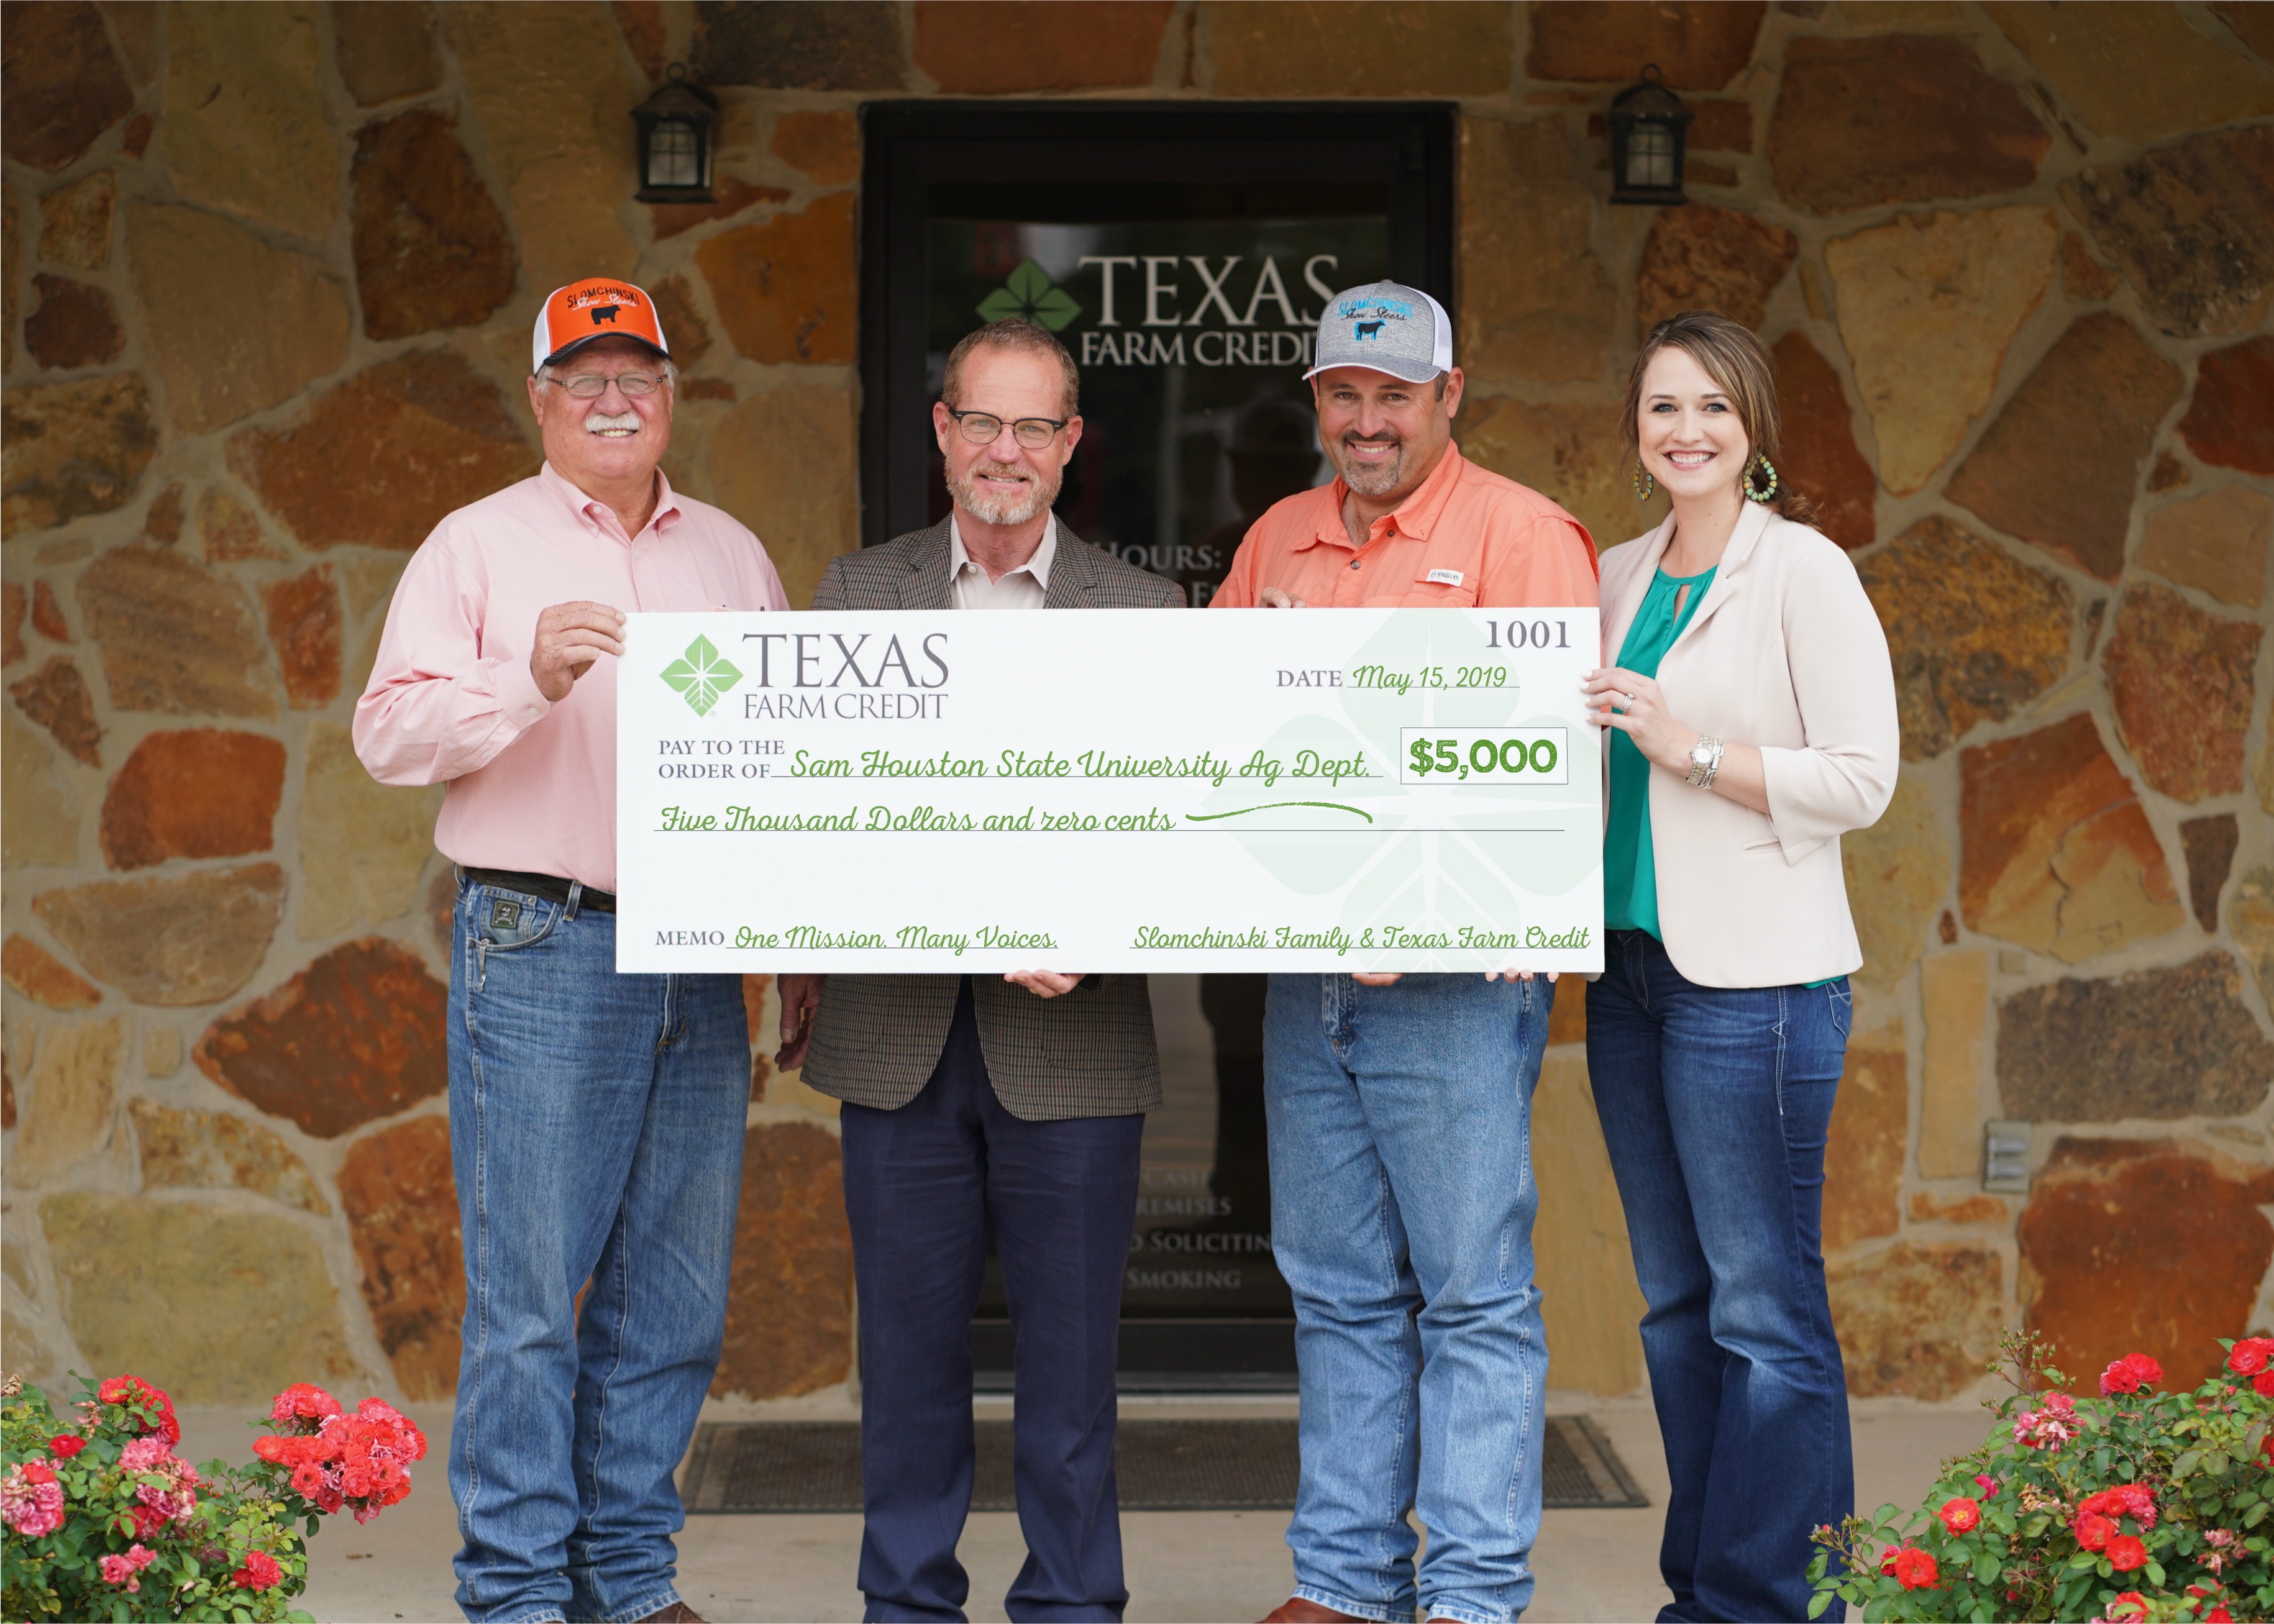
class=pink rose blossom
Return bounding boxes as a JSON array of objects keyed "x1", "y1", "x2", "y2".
[
  {"x1": 0, "y1": 1464, "x2": 66, "y2": 1538},
  {"x1": 119, "y1": 1436, "x2": 175, "y2": 1473}
]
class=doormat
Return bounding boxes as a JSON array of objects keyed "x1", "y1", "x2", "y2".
[{"x1": 684, "y1": 1415, "x2": 1646, "y2": 1513}]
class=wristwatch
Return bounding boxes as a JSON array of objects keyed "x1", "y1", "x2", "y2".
[{"x1": 1685, "y1": 734, "x2": 1724, "y2": 789}]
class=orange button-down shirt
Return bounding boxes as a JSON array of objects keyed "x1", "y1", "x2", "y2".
[{"x1": 1210, "y1": 443, "x2": 1598, "y2": 611}]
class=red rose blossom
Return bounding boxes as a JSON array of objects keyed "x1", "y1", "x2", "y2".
[
  {"x1": 2100, "y1": 1361, "x2": 2140, "y2": 1396},
  {"x1": 2228, "y1": 1338, "x2": 2274, "y2": 1377},
  {"x1": 1938, "y1": 1496, "x2": 1981, "y2": 1534},
  {"x1": 96, "y1": 1375, "x2": 181, "y2": 1445},
  {"x1": 2106, "y1": 1534, "x2": 2147, "y2": 1572},
  {"x1": 2118, "y1": 1352, "x2": 2162, "y2": 1385},
  {"x1": 48, "y1": 1435, "x2": 84, "y2": 1459},
  {"x1": 2254, "y1": 1370, "x2": 2274, "y2": 1399},
  {"x1": 1891, "y1": 1546, "x2": 1938, "y2": 1590},
  {"x1": 2207, "y1": 1608, "x2": 2234, "y2": 1623},
  {"x1": 2075, "y1": 1512, "x2": 2115, "y2": 1552},
  {"x1": 231, "y1": 1551, "x2": 284, "y2": 1590},
  {"x1": 2108, "y1": 1591, "x2": 2147, "y2": 1622}
]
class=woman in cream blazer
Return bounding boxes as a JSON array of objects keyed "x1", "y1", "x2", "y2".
[{"x1": 1581, "y1": 311, "x2": 1897, "y2": 1623}]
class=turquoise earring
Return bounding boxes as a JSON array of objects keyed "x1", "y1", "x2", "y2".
[
  {"x1": 1632, "y1": 462, "x2": 1655, "y2": 502},
  {"x1": 1745, "y1": 454, "x2": 1779, "y2": 504}
]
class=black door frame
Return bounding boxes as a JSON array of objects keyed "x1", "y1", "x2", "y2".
[
  {"x1": 855, "y1": 98, "x2": 1456, "y2": 1389},
  {"x1": 857, "y1": 99, "x2": 1458, "y2": 549}
]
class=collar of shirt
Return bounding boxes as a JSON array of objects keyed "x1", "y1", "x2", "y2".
[
  {"x1": 948, "y1": 511, "x2": 1058, "y2": 593},
  {"x1": 1300, "y1": 442, "x2": 1470, "y2": 554},
  {"x1": 537, "y1": 459, "x2": 682, "y2": 545}
]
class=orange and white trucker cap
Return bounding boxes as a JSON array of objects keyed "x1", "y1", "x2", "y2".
[{"x1": 531, "y1": 278, "x2": 670, "y2": 374}]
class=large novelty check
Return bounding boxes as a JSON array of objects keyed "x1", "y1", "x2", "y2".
[{"x1": 616, "y1": 608, "x2": 1603, "y2": 974}]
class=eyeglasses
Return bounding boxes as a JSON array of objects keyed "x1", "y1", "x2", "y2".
[
  {"x1": 550, "y1": 371, "x2": 668, "y2": 398},
  {"x1": 945, "y1": 408, "x2": 1067, "y2": 449}
]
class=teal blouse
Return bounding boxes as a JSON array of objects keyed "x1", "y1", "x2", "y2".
[{"x1": 1603, "y1": 566, "x2": 1715, "y2": 939}]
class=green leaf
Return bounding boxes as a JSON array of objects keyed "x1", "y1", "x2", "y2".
[
  {"x1": 1808, "y1": 1592, "x2": 1833, "y2": 1618},
  {"x1": 975, "y1": 286, "x2": 1029, "y2": 323},
  {"x1": 1028, "y1": 285, "x2": 1084, "y2": 332},
  {"x1": 2248, "y1": 1498, "x2": 2270, "y2": 1527},
  {"x1": 974, "y1": 259, "x2": 1085, "y2": 332},
  {"x1": 659, "y1": 635, "x2": 742, "y2": 717},
  {"x1": 1005, "y1": 260, "x2": 1054, "y2": 303}
]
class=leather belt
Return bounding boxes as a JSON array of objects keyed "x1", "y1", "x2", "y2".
[{"x1": 462, "y1": 867, "x2": 616, "y2": 913}]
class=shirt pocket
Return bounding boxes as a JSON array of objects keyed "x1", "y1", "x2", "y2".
[{"x1": 1398, "y1": 572, "x2": 1481, "y2": 608}]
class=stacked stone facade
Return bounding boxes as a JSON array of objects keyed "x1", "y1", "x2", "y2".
[{"x1": 2, "y1": 0, "x2": 2270, "y2": 1410}]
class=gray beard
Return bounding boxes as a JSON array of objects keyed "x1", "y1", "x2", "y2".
[
  {"x1": 948, "y1": 459, "x2": 1060, "y2": 527},
  {"x1": 1335, "y1": 439, "x2": 1405, "y2": 496}
]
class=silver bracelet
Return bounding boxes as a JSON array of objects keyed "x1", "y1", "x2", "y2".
[{"x1": 1685, "y1": 734, "x2": 1724, "y2": 789}]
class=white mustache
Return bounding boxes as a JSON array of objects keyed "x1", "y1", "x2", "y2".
[{"x1": 586, "y1": 411, "x2": 641, "y2": 433}]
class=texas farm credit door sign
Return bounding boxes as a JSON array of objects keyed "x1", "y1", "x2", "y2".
[{"x1": 930, "y1": 218, "x2": 1389, "y2": 608}]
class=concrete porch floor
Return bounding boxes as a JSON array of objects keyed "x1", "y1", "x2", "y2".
[{"x1": 176, "y1": 1394, "x2": 1994, "y2": 1623}]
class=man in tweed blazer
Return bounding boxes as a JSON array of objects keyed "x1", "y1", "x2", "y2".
[{"x1": 777, "y1": 319, "x2": 1178, "y2": 1623}]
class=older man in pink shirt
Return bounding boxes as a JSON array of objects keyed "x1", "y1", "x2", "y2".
[{"x1": 357, "y1": 278, "x2": 786, "y2": 1624}]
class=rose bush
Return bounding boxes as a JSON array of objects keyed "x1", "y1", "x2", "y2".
[
  {"x1": 2, "y1": 1371, "x2": 424, "y2": 1623},
  {"x1": 1809, "y1": 1332, "x2": 2273, "y2": 1621}
]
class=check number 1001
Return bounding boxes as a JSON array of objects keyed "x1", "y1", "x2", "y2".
[{"x1": 1400, "y1": 728, "x2": 1571, "y2": 785}]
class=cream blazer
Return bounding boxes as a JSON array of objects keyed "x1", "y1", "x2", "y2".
[{"x1": 1599, "y1": 501, "x2": 1899, "y2": 988}]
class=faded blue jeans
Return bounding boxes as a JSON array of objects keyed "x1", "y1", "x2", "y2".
[
  {"x1": 446, "y1": 873, "x2": 750, "y2": 1624},
  {"x1": 1586, "y1": 929, "x2": 1854, "y2": 1623},
  {"x1": 1265, "y1": 973, "x2": 1551, "y2": 1624}
]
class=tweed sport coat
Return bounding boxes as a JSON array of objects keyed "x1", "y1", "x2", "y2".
[{"x1": 798, "y1": 518, "x2": 1182, "y2": 1120}]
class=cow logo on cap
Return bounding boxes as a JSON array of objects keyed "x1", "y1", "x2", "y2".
[
  {"x1": 591, "y1": 306, "x2": 620, "y2": 327},
  {"x1": 1354, "y1": 320, "x2": 1384, "y2": 342}
]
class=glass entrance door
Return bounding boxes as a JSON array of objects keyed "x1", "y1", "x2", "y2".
[{"x1": 861, "y1": 102, "x2": 1454, "y2": 1388}]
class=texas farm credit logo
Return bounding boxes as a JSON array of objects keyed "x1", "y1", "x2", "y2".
[
  {"x1": 977, "y1": 255, "x2": 1349, "y2": 370},
  {"x1": 660, "y1": 635, "x2": 741, "y2": 716}
]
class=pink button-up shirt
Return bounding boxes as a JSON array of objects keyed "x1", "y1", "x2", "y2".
[{"x1": 355, "y1": 462, "x2": 790, "y2": 892}]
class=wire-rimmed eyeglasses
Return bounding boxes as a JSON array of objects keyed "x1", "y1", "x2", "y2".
[
  {"x1": 944, "y1": 408, "x2": 1068, "y2": 449},
  {"x1": 550, "y1": 371, "x2": 669, "y2": 398}
]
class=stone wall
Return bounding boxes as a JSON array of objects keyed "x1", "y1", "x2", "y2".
[{"x1": 2, "y1": 0, "x2": 2270, "y2": 1410}]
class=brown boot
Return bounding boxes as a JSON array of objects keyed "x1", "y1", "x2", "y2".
[
  {"x1": 1259, "y1": 1601, "x2": 1364, "y2": 1624},
  {"x1": 636, "y1": 1604, "x2": 706, "y2": 1624}
]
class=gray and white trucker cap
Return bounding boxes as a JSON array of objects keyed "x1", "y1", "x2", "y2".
[{"x1": 1302, "y1": 280, "x2": 1453, "y2": 385}]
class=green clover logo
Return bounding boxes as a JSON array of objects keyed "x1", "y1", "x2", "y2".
[
  {"x1": 976, "y1": 260, "x2": 1083, "y2": 331},
  {"x1": 659, "y1": 634, "x2": 741, "y2": 717}
]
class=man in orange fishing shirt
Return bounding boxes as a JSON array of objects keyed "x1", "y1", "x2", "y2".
[{"x1": 1215, "y1": 281, "x2": 1597, "y2": 1624}]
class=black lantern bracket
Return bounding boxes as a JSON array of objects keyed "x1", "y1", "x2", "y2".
[
  {"x1": 633, "y1": 63, "x2": 718, "y2": 205},
  {"x1": 1608, "y1": 63, "x2": 1692, "y2": 207}
]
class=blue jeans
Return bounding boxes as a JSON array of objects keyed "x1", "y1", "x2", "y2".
[
  {"x1": 841, "y1": 977, "x2": 1143, "y2": 1623},
  {"x1": 1586, "y1": 931, "x2": 1854, "y2": 1623},
  {"x1": 1265, "y1": 974, "x2": 1551, "y2": 1624},
  {"x1": 445, "y1": 874, "x2": 750, "y2": 1623}
]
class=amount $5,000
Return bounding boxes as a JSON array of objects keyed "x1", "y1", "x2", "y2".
[{"x1": 1399, "y1": 728, "x2": 1570, "y2": 785}]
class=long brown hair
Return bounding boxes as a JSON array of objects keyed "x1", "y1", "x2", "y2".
[{"x1": 1620, "y1": 310, "x2": 1818, "y2": 526}]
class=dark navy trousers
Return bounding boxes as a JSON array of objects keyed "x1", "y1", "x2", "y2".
[{"x1": 839, "y1": 977, "x2": 1146, "y2": 1623}]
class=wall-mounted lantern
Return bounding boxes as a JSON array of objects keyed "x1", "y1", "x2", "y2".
[
  {"x1": 1607, "y1": 64, "x2": 1692, "y2": 206},
  {"x1": 632, "y1": 65, "x2": 718, "y2": 204}
]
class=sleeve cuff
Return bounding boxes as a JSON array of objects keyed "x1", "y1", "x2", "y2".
[{"x1": 492, "y1": 655, "x2": 553, "y2": 731}]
